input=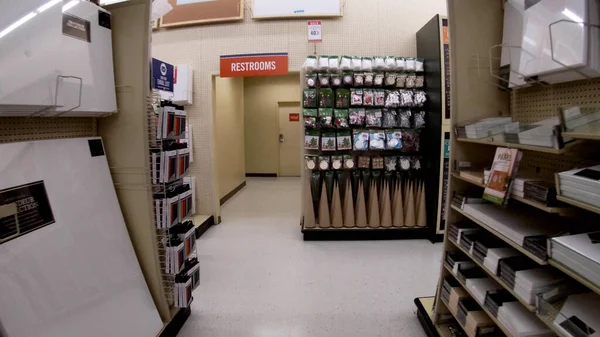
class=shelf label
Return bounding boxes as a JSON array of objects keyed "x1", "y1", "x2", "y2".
[
  {"x1": 308, "y1": 21, "x2": 322, "y2": 42},
  {"x1": 152, "y1": 58, "x2": 174, "y2": 92}
]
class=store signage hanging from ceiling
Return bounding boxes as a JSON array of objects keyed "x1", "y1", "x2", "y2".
[
  {"x1": 152, "y1": 58, "x2": 174, "y2": 92},
  {"x1": 220, "y1": 53, "x2": 289, "y2": 78}
]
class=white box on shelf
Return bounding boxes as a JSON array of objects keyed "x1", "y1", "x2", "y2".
[
  {"x1": 160, "y1": 64, "x2": 193, "y2": 105},
  {"x1": 500, "y1": 0, "x2": 529, "y2": 88}
]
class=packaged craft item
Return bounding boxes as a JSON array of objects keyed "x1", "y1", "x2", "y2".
[
  {"x1": 364, "y1": 72, "x2": 374, "y2": 86},
  {"x1": 343, "y1": 155, "x2": 355, "y2": 169},
  {"x1": 303, "y1": 89, "x2": 317, "y2": 108},
  {"x1": 329, "y1": 56, "x2": 340, "y2": 72},
  {"x1": 336, "y1": 130, "x2": 352, "y2": 150},
  {"x1": 385, "y1": 129, "x2": 402, "y2": 149},
  {"x1": 398, "y1": 90, "x2": 413, "y2": 107},
  {"x1": 384, "y1": 90, "x2": 400, "y2": 108},
  {"x1": 321, "y1": 132, "x2": 336, "y2": 151},
  {"x1": 411, "y1": 157, "x2": 422, "y2": 170},
  {"x1": 372, "y1": 157, "x2": 384, "y2": 169},
  {"x1": 374, "y1": 90, "x2": 386, "y2": 107},
  {"x1": 385, "y1": 56, "x2": 397, "y2": 71},
  {"x1": 351, "y1": 56, "x2": 362, "y2": 71},
  {"x1": 385, "y1": 73, "x2": 397, "y2": 87},
  {"x1": 305, "y1": 74, "x2": 317, "y2": 88},
  {"x1": 353, "y1": 73, "x2": 365, "y2": 86},
  {"x1": 405, "y1": 57, "x2": 416, "y2": 72},
  {"x1": 363, "y1": 89, "x2": 374, "y2": 106},
  {"x1": 318, "y1": 108, "x2": 333, "y2": 128},
  {"x1": 361, "y1": 57, "x2": 373, "y2": 71},
  {"x1": 369, "y1": 130, "x2": 386, "y2": 149},
  {"x1": 398, "y1": 156, "x2": 411, "y2": 170},
  {"x1": 373, "y1": 73, "x2": 385, "y2": 87},
  {"x1": 305, "y1": 155, "x2": 317, "y2": 170},
  {"x1": 413, "y1": 91, "x2": 427, "y2": 106},
  {"x1": 415, "y1": 58, "x2": 424, "y2": 72},
  {"x1": 318, "y1": 73, "x2": 330, "y2": 87},
  {"x1": 396, "y1": 74, "x2": 407, "y2": 88},
  {"x1": 303, "y1": 56, "x2": 317, "y2": 72},
  {"x1": 331, "y1": 156, "x2": 343, "y2": 170},
  {"x1": 350, "y1": 88, "x2": 363, "y2": 106},
  {"x1": 318, "y1": 55, "x2": 329, "y2": 71},
  {"x1": 398, "y1": 109, "x2": 412, "y2": 128},
  {"x1": 385, "y1": 156, "x2": 398, "y2": 171},
  {"x1": 415, "y1": 75, "x2": 425, "y2": 88},
  {"x1": 319, "y1": 88, "x2": 334, "y2": 108},
  {"x1": 318, "y1": 156, "x2": 331, "y2": 170},
  {"x1": 334, "y1": 109, "x2": 349, "y2": 128},
  {"x1": 365, "y1": 109, "x2": 382, "y2": 128},
  {"x1": 331, "y1": 74, "x2": 342, "y2": 87},
  {"x1": 304, "y1": 129, "x2": 319, "y2": 150},
  {"x1": 342, "y1": 72, "x2": 354, "y2": 86},
  {"x1": 374, "y1": 56, "x2": 385, "y2": 70},
  {"x1": 405, "y1": 74, "x2": 417, "y2": 88},
  {"x1": 413, "y1": 111, "x2": 426, "y2": 128},
  {"x1": 340, "y1": 56, "x2": 352, "y2": 71},
  {"x1": 358, "y1": 156, "x2": 370, "y2": 169},
  {"x1": 396, "y1": 57, "x2": 407, "y2": 71},
  {"x1": 353, "y1": 129, "x2": 369, "y2": 151},
  {"x1": 382, "y1": 109, "x2": 398, "y2": 128},
  {"x1": 303, "y1": 109, "x2": 318, "y2": 128},
  {"x1": 349, "y1": 108, "x2": 365, "y2": 126},
  {"x1": 335, "y1": 89, "x2": 350, "y2": 108},
  {"x1": 402, "y1": 129, "x2": 421, "y2": 152}
]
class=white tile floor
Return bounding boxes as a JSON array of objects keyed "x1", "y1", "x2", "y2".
[{"x1": 178, "y1": 177, "x2": 442, "y2": 337}]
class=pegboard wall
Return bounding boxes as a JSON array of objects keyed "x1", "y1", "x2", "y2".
[
  {"x1": 0, "y1": 118, "x2": 97, "y2": 143},
  {"x1": 152, "y1": 0, "x2": 448, "y2": 215}
]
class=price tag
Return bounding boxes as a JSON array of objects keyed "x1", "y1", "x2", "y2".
[{"x1": 307, "y1": 21, "x2": 322, "y2": 42}]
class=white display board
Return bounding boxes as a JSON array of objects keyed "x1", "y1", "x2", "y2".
[{"x1": 252, "y1": 0, "x2": 342, "y2": 19}]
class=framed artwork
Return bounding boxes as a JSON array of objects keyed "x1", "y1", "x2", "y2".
[{"x1": 159, "y1": 0, "x2": 243, "y2": 28}]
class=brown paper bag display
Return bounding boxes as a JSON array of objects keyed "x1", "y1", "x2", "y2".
[
  {"x1": 380, "y1": 182, "x2": 392, "y2": 227},
  {"x1": 355, "y1": 182, "x2": 367, "y2": 228},
  {"x1": 318, "y1": 181, "x2": 330, "y2": 228},
  {"x1": 392, "y1": 182, "x2": 404, "y2": 227},
  {"x1": 303, "y1": 177, "x2": 316, "y2": 228},
  {"x1": 416, "y1": 182, "x2": 427, "y2": 227},
  {"x1": 404, "y1": 182, "x2": 416, "y2": 227},
  {"x1": 343, "y1": 182, "x2": 355, "y2": 228},
  {"x1": 367, "y1": 183, "x2": 380, "y2": 228},
  {"x1": 330, "y1": 183, "x2": 343, "y2": 228}
]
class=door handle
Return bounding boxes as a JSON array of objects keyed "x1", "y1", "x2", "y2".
[{"x1": 279, "y1": 134, "x2": 285, "y2": 143}]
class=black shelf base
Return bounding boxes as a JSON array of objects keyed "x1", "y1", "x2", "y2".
[
  {"x1": 158, "y1": 306, "x2": 191, "y2": 337},
  {"x1": 195, "y1": 215, "x2": 214, "y2": 239},
  {"x1": 414, "y1": 297, "x2": 440, "y2": 337},
  {"x1": 301, "y1": 218, "x2": 436, "y2": 241}
]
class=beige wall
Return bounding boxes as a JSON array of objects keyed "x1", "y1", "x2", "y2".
[
  {"x1": 244, "y1": 74, "x2": 300, "y2": 174},
  {"x1": 152, "y1": 0, "x2": 448, "y2": 215},
  {"x1": 214, "y1": 76, "x2": 246, "y2": 199}
]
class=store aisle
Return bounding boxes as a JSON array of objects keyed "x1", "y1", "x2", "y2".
[{"x1": 178, "y1": 177, "x2": 442, "y2": 337}]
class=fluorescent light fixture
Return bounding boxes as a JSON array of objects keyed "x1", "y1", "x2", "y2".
[
  {"x1": 62, "y1": 0, "x2": 81, "y2": 12},
  {"x1": 37, "y1": 0, "x2": 63, "y2": 13},
  {"x1": 99, "y1": 0, "x2": 130, "y2": 5},
  {"x1": 0, "y1": 12, "x2": 37, "y2": 40},
  {"x1": 562, "y1": 8, "x2": 584, "y2": 23},
  {"x1": 177, "y1": 0, "x2": 216, "y2": 4}
]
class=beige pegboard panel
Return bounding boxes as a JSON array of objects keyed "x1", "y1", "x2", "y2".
[{"x1": 0, "y1": 118, "x2": 97, "y2": 143}]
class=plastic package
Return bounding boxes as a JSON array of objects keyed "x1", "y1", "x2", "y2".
[
  {"x1": 411, "y1": 156, "x2": 422, "y2": 170},
  {"x1": 335, "y1": 89, "x2": 350, "y2": 108},
  {"x1": 351, "y1": 56, "x2": 362, "y2": 71},
  {"x1": 303, "y1": 56, "x2": 317, "y2": 72},
  {"x1": 353, "y1": 129, "x2": 369, "y2": 151},
  {"x1": 363, "y1": 89, "x2": 374, "y2": 106},
  {"x1": 361, "y1": 57, "x2": 373, "y2": 71},
  {"x1": 401, "y1": 129, "x2": 421, "y2": 152},
  {"x1": 321, "y1": 132, "x2": 336, "y2": 151},
  {"x1": 340, "y1": 56, "x2": 352, "y2": 71},
  {"x1": 405, "y1": 74, "x2": 417, "y2": 88},
  {"x1": 358, "y1": 156, "x2": 370, "y2": 169},
  {"x1": 303, "y1": 109, "x2": 318, "y2": 128},
  {"x1": 336, "y1": 130, "x2": 352, "y2": 150},
  {"x1": 384, "y1": 90, "x2": 400, "y2": 108},
  {"x1": 305, "y1": 155, "x2": 317, "y2": 170},
  {"x1": 305, "y1": 129, "x2": 320, "y2": 149},
  {"x1": 331, "y1": 74, "x2": 342, "y2": 87},
  {"x1": 305, "y1": 74, "x2": 317, "y2": 88},
  {"x1": 413, "y1": 91, "x2": 427, "y2": 107},
  {"x1": 364, "y1": 73, "x2": 374, "y2": 86},
  {"x1": 385, "y1": 56, "x2": 397, "y2": 71},
  {"x1": 365, "y1": 109, "x2": 382, "y2": 128},
  {"x1": 350, "y1": 89, "x2": 363, "y2": 106},
  {"x1": 398, "y1": 156, "x2": 411, "y2": 170},
  {"x1": 334, "y1": 109, "x2": 349, "y2": 128},
  {"x1": 398, "y1": 109, "x2": 412, "y2": 128},
  {"x1": 374, "y1": 73, "x2": 385, "y2": 87},
  {"x1": 405, "y1": 57, "x2": 416, "y2": 72},
  {"x1": 385, "y1": 156, "x2": 398, "y2": 171},
  {"x1": 342, "y1": 72, "x2": 353, "y2": 87},
  {"x1": 343, "y1": 155, "x2": 355, "y2": 169},
  {"x1": 374, "y1": 90, "x2": 386, "y2": 107},
  {"x1": 303, "y1": 89, "x2": 317, "y2": 108},
  {"x1": 374, "y1": 56, "x2": 385, "y2": 71},
  {"x1": 329, "y1": 56, "x2": 340, "y2": 72},
  {"x1": 353, "y1": 73, "x2": 364, "y2": 86},
  {"x1": 413, "y1": 111, "x2": 426, "y2": 128},
  {"x1": 349, "y1": 108, "x2": 365, "y2": 126},
  {"x1": 319, "y1": 88, "x2": 334, "y2": 107},
  {"x1": 319, "y1": 73, "x2": 331, "y2": 87},
  {"x1": 385, "y1": 73, "x2": 397, "y2": 87},
  {"x1": 385, "y1": 129, "x2": 402, "y2": 149},
  {"x1": 415, "y1": 58, "x2": 424, "y2": 72},
  {"x1": 398, "y1": 90, "x2": 413, "y2": 107},
  {"x1": 372, "y1": 157, "x2": 384, "y2": 169},
  {"x1": 369, "y1": 130, "x2": 385, "y2": 149},
  {"x1": 331, "y1": 155, "x2": 343, "y2": 170},
  {"x1": 318, "y1": 108, "x2": 333, "y2": 127},
  {"x1": 396, "y1": 57, "x2": 406, "y2": 71},
  {"x1": 396, "y1": 74, "x2": 407, "y2": 88},
  {"x1": 415, "y1": 75, "x2": 425, "y2": 88},
  {"x1": 382, "y1": 109, "x2": 398, "y2": 128},
  {"x1": 318, "y1": 156, "x2": 331, "y2": 170},
  {"x1": 318, "y1": 55, "x2": 329, "y2": 71}
]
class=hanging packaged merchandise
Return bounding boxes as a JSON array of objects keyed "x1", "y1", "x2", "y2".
[
  {"x1": 318, "y1": 108, "x2": 334, "y2": 127},
  {"x1": 151, "y1": 149, "x2": 163, "y2": 184},
  {"x1": 334, "y1": 109, "x2": 349, "y2": 128},
  {"x1": 398, "y1": 156, "x2": 411, "y2": 170},
  {"x1": 385, "y1": 56, "x2": 397, "y2": 71},
  {"x1": 363, "y1": 89, "x2": 374, "y2": 106},
  {"x1": 331, "y1": 156, "x2": 343, "y2": 170},
  {"x1": 321, "y1": 131, "x2": 337, "y2": 151},
  {"x1": 329, "y1": 56, "x2": 340, "y2": 72},
  {"x1": 385, "y1": 73, "x2": 397, "y2": 87},
  {"x1": 158, "y1": 103, "x2": 187, "y2": 140},
  {"x1": 386, "y1": 129, "x2": 403, "y2": 149},
  {"x1": 398, "y1": 90, "x2": 414, "y2": 107},
  {"x1": 178, "y1": 184, "x2": 194, "y2": 220},
  {"x1": 336, "y1": 130, "x2": 352, "y2": 150},
  {"x1": 318, "y1": 88, "x2": 334, "y2": 108},
  {"x1": 405, "y1": 57, "x2": 416, "y2": 72},
  {"x1": 178, "y1": 147, "x2": 191, "y2": 178},
  {"x1": 413, "y1": 91, "x2": 427, "y2": 107},
  {"x1": 396, "y1": 74, "x2": 408, "y2": 88},
  {"x1": 382, "y1": 109, "x2": 398, "y2": 128},
  {"x1": 398, "y1": 109, "x2": 412, "y2": 128},
  {"x1": 396, "y1": 57, "x2": 407, "y2": 71},
  {"x1": 318, "y1": 73, "x2": 331, "y2": 87},
  {"x1": 303, "y1": 89, "x2": 317, "y2": 108},
  {"x1": 353, "y1": 129, "x2": 370, "y2": 151},
  {"x1": 350, "y1": 88, "x2": 363, "y2": 106},
  {"x1": 342, "y1": 72, "x2": 354, "y2": 86},
  {"x1": 154, "y1": 188, "x2": 179, "y2": 229},
  {"x1": 160, "y1": 142, "x2": 184, "y2": 183},
  {"x1": 303, "y1": 109, "x2": 318, "y2": 128},
  {"x1": 374, "y1": 56, "x2": 385, "y2": 70},
  {"x1": 351, "y1": 56, "x2": 362, "y2": 71},
  {"x1": 165, "y1": 237, "x2": 185, "y2": 274},
  {"x1": 369, "y1": 130, "x2": 386, "y2": 150},
  {"x1": 372, "y1": 156, "x2": 384, "y2": 169},
  {"x1": 340, "y1": 56, "x2": 352, "y2": 71},
  {"x1": 415, "y1": 58, "x2": 424, "y2": 72},
  {"x1": 171, "y1": 220, "x2": 196, "y2": 256},
  {"x1": 318, "y1": 55, "x2": 329, "y2": 71},
  {"x1": 365, "y1": 109, "x2": 382, "y2": 128},
  {"x1": 318, "y1": 156, "x2": 331, "y2": 170},
  {"x1": 349, "y1": 108, "x2": 365, "y2": 126},
  {"x1": 385, "y1": 156, "x2": 398, "y2": 171},
  {"x1": 303, "y1": 55, "x2": 318, "y2": 72},
  {"x1": 305, "y1": 155, "x2": 318, "y2": 170},
  {"x1": 174, "y1": 274, "x2": 193, "y2": 308},
  {"x1": 411, "y1": 156, "x2": 422, "y2": 170},
  {"x1": 335, "y1": 89, "x2": 350, "y2": 108},
  {"x1": 405, "y1": 74, "x2": 417, "y2": 88},
  {"x1": 304, "y1": 129, "x2": 320, "y2": 150},
  {"x1": 374, "y1": 90, "x2": 386, "y2": 107},
  {"x1": 361, "y1": 57, "x2": 373, "y2": 71},
  {"x1": 331, "y1": 74, "x2": 342, "y2": 87},
  {"x1": 353, "y1": 72, "x2": 365, "y2": 86},
  {"x1": 413, "y1": 111, "x2": 426, "y2": 128},
  {"x1": 373, "y1": 73, "x2": 385, "y2": 87},
  {"x1": 364, "y1": 72, "x2": 374, "y2": 87},
  {"x1": 358, "y1": 156, "x2": 371, "y2": 169},
  {"x1": 415, "y1": 75, "x2": 425, "y2": 88},
  {"x1": 402, "y1": 129, "x2": 421, "y2": 152},
  {"x1": 183, "y1": 258, "x2": 201, "y2": 290},
  {"x1": 384, "y1": 90, "x2": 400, "y2": 108},
  {"x1": 305, "y1": 73, "x2": 317, "y2": 88},
  {"x1": 343, "y1": 155, "x2": 355, "y2": 169}
]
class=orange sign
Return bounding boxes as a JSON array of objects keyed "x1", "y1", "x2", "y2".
[
  {"x1": 289, "y1": 113, "x2": 300, "y2": 122},
  {"x1": 220, "y1": 53, "x2": 289, "y2": 78}
]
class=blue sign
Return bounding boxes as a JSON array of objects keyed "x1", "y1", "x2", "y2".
[{"x1": 152, "y1": 58, "x2": 174, "y2": 92}]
